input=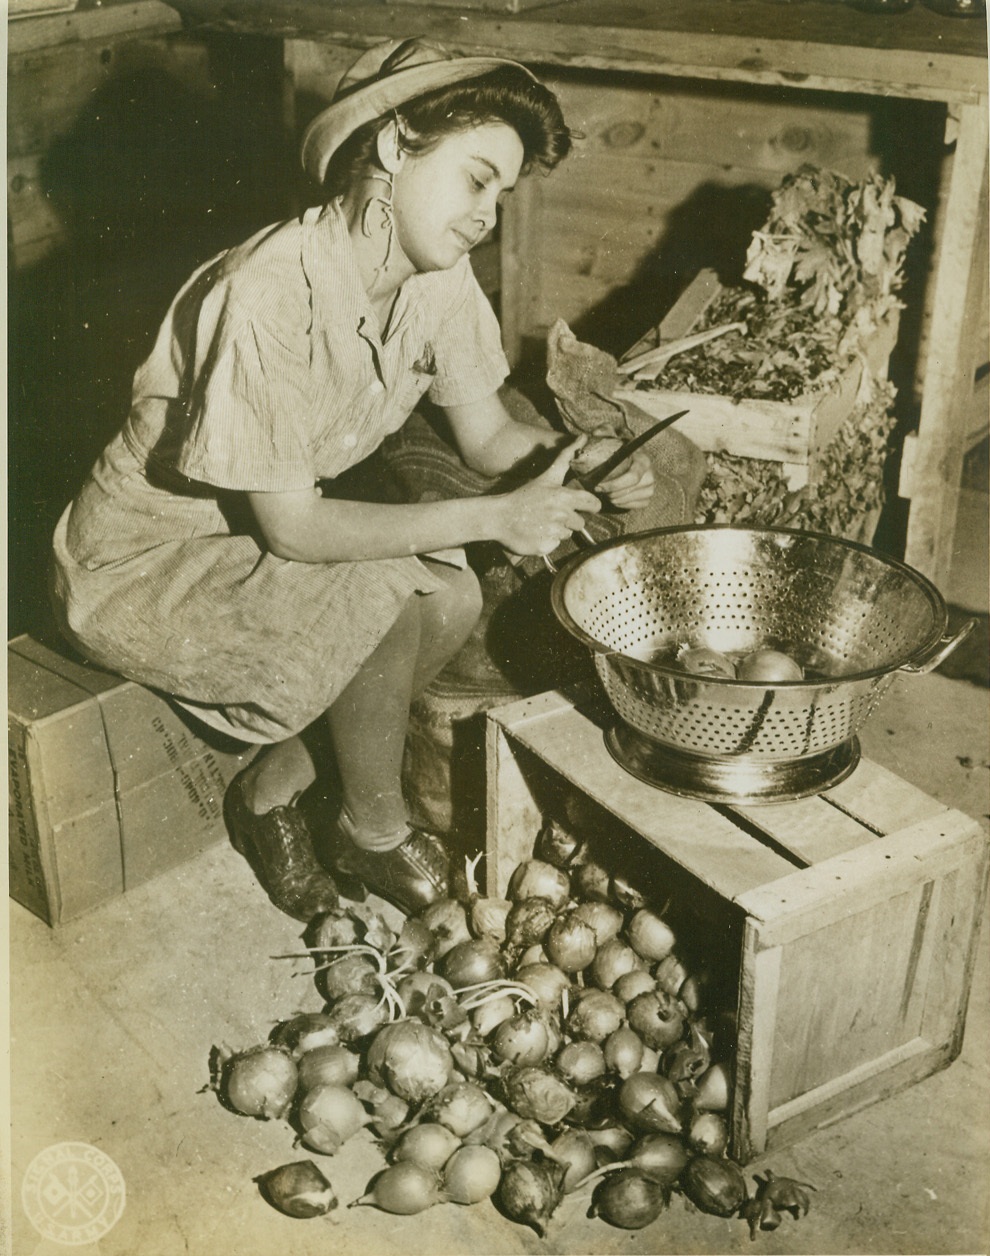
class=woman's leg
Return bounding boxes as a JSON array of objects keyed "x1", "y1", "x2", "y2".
[{"x1": 326, "y1": 563, "x2": 483, "y2": 846}]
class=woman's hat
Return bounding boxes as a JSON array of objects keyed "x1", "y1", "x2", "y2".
[{"x1": 300, "y1": 37, "x2": 536, "y2": 184}]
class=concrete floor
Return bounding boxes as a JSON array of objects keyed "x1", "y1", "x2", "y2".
[{"x1": 7, "y1": 660, "x2": 989, "y2": 1256}]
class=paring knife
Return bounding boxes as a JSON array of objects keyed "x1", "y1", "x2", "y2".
[{"x1": 566, "y1": 409, "x2": 690, "y2": 492}]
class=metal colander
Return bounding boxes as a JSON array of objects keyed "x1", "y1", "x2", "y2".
[{"x1": 551, "y1": 525, "x2": 973, "y2": 803}]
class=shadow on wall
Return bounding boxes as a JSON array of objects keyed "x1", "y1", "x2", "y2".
[{"x1": 8, "y1": 39, "x2": 292, "y2": 641}]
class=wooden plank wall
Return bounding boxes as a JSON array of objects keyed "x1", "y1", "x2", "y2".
[{"x1": 500, "y1": 74, "x2": 926, "y2": 367}]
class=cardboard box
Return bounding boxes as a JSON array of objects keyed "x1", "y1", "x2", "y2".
[
  {"x1": 486, "y1": 689, "x2": 990, "y2": 1161},
  {"x1": 614, "y1": 269, "x2": 899, "y2": 491},
  {"x1": 8, "y1": 635, "x2": 255, "y2": 926}
]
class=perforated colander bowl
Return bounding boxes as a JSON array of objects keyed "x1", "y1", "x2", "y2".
[{"x1": 551, "y1": 525, "x2": 972, "y2": 802}]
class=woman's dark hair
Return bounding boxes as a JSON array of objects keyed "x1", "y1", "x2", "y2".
[{"x1": 323, "y1": 65, "x2": 572, "y2": 196}]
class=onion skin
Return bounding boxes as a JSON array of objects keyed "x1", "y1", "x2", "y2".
[
  {"x1": 223, "y1": 1046, "x2": 297, "y2": 1120},
  {"x1": 507, "y1": 860, "x2": 570, "y2": 910},
  {"x1": 441, "y1": 1145, "x2": 502, "y2": 1204},
  {"x1": 428, "y1": 1081, "x2": 494, "y2": 1138},
  {"x1": 416, "y1": 899, "x2": 471, "y2": 958},
  {"x1": 256, "y1": 1160, "x2": 338, "y2": 1218},
  {"x1": 591, "y1": 1168, "x2": 668, "y2": 1230},
  {"x1": 681, "y1": 1154, "x2": 747, "y2": 1217}
]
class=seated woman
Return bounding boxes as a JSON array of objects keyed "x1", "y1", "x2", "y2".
[{"x1": 50, "y1": 38, "x2": 655, "y2": 922}]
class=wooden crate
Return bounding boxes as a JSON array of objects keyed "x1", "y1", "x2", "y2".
[
  {"x1": 614, "y1": 270, "x2": 899, "y2": 491},
  {"x1": 485, "y1": 689, "x2": 989, "y2": 1162}
]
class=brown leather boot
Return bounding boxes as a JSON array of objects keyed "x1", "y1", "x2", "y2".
[
  {"x1": 332, "y1": 829, "x2": 449, "y2": 916},
  {"x1": 225, "y1": 781, "x2": 339, "y2": 922}
]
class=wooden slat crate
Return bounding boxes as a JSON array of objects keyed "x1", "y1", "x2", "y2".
[
  {"x1": 614, "y1": 269, "x2": 899, "y2": 490},
  {"x1": 485, "y1": 689, "x2": 989, "y2": 1162}
]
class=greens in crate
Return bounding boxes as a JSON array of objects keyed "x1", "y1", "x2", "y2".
[{"x1": 637, "y1": 167, "x2": 925, "y2": 403}]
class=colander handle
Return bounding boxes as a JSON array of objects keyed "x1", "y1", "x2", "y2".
[{"x1": 898, "y1": 618, "x2": 976, "y2": 675}]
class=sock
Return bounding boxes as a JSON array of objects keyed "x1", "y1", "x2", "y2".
[{"x1": 338, "y1": 805, "x2": 411, "y2": 853}]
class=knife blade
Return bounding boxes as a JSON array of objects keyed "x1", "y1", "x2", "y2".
[{"x1": 566, "y1": 409, "x2": 690, "y2": 491}]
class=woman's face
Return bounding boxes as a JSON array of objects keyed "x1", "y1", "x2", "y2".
[{"x1": 391, "y1": 122, "x2": 525, "y2": 272}]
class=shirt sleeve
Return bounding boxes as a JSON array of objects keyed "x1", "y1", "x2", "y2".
[
  {"x1": 427, "y1": 259, "x2": 511, "y2": 409},
  {"x1": 174, "y1": 296, "x2": 316, "y2": 493}
]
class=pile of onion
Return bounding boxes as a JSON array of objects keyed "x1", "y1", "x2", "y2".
[{"x1": 208, "y1": 816, "x2": 776, "y2": 1239}]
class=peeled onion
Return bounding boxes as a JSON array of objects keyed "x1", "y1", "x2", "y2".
[
  {"x1": 737, "y1": 648, "x2": 803, "y2": 683},
  {"x1": 675, "y1": 646, "x2": 736, "y2": 679}
]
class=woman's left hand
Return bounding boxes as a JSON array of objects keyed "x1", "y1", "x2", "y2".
[{"x1": 595, "y1": 449, "x2": 656, "y2": 511}]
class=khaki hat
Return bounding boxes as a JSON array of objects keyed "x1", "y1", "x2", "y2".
[{"x1": 300, "y1": 37, "x2": 537, "y2": 184}]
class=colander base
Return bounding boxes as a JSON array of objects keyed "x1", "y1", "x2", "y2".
[{"x1": 605, "y1": 724, "x2": 861, "y2": 804}]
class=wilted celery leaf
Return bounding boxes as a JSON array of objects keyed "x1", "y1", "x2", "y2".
[{"x1": 640, "y1": 166, "x2": 925, "y2": 403}]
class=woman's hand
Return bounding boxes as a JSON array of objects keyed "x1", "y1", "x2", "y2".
[
  {"x1": 492, "y1": 439, "x2": 601, "y2": 556},
  {"x1": 593, "y1": 448, "x2": 656, "y2": 511}
]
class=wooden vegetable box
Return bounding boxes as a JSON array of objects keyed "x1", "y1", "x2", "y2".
[
  {"x1": 485, "y1": 689, "x2": 989, "y2": 1162},
  {"x1": 614, "y1": 270, "x2": 899, "y2": 491}
]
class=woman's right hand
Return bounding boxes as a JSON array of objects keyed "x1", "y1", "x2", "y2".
[{"x1": 492, "y1": 438, "x2": 602, "y2": 556}]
